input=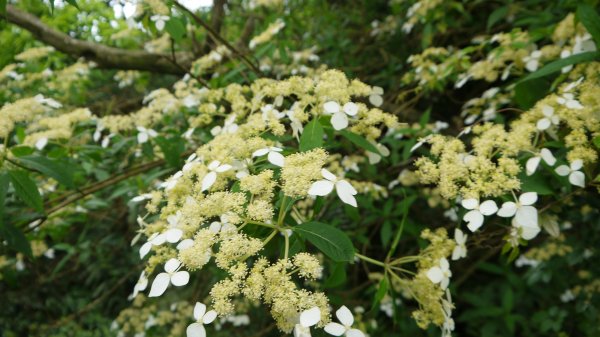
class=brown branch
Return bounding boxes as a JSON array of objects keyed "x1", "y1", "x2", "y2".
[
  {"x1": 4, "y1": 5, "x2": 193, "y2": 75},
  {"x1": 173, "y1": 1, "x2": 263, "y2": 75},
  {"x1": 206, "y1": 0, "x2": 227, "y2": 51}
]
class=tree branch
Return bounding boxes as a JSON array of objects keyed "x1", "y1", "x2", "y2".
[{"x1": 4, "y1": 5, "x2": 193, "y2": 75}]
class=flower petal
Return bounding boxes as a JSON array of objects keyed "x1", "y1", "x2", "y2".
[
  {"x1": 540, "y1": 148, "x2": 556, "y2": 166},
  {"x1": 343, "y1": 102, "x2": 359, "y2": 116},
  {"x1": 194, "y1": 302, "x2": 207, "y2": 321},
  {"x1": 268, "y1": 151, "x2": 285, "y2": 167},
  {"x1": 203, "y1": 310, "x2": 218, "y2": 324},
  {"x1": 515, "y1": 206, "x2": 538, "y2": 228},
  {"x1": 186, "y1": 322, "x2": 206, "y2": 337},
  {"x1": 201, "y1": 171, "x2": 217, "y2": 192},
  {"x1": 526, "y1": 156, "x2": 541, "y2": 176},
  {"x1": 426, "y1": 266, "x2": 443, "y2": 284},
  {"x1": 300, "y1": 306, "x2": 321, "y2": 327},
  {"x1": 369, "y1": 94, "x2": 383, "y2": 107},
  {"x1": 570, "y1": 159, "x2": 583, "y2": 171},
  {"x1": 464, "y1": 210, "x2": 484, "y2": 232},
  {"x1": 569, "y1": 171, "x2": 585, "y2": 187},
  {"x1": 336, "y1": 305, "x2": 354, "y2": 326},
  {"x1": 165, "y1": 258, "x2": 181, "y2": 273},
  {"x1": 324, "y1": 322, "x2": 346, "y2": 336},
  {"x1": 177, "y1": 239, "x2": 194, "y2": 250},
  {"x1": 321, "y1": 168, "x2": 337, "y2": 181},
  {"x1": 308, "y1": 180, "x2": 335, "y2": 196},
  {"x1": 346, "y1": 329, "x2": 366, "y2": 337},
  {"x1": 536, "y1": 118, "x2": 551, "y2": 130},
  {"x1": 324, "y1": 101, "x2": 340, "y2": 114},
  {"x1": 148, "y1": 273, "x2": 170, "y2": 297},
  {"x1": 140, "y1": 242, "x2": 152, "y2": 259},
  {"x1": 479, "y1": 200, "x2": 498, "y2": 216},
  {"x1": 555, "y1": 165, "x2": 570, "y2": 176},
  {"x1": 151, "y1": 233, "x2": 167, "y2": 246},
  {"x1": 519, "y1": 192, "x2": 537, "y2": 205},
  {"x1": 331, "y1": 111, "x2": 349, "y2": 130},
  {"x1": 216, "y1": 164, "x2": 232, "y2": 173},
  {"x1": 252, "y1": 148, "x2": 269, "y2": 157},
  {"x1": 165, "y1": 228, "x2": 183, "y2": 243},
  {"x1": 335, "y1": 181, "x2": 358, "y2": 207},
  {"x1": 497, "y1": 202, "x2": 517, "y2": 217},
  {"x1": 171, "y1": 271, "x2": 190, "y2": 286},
  {"x1": 461, "y1": 198, "x2": 478, "y2": 210}
]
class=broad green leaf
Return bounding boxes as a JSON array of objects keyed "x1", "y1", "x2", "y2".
[
  {"x1": 323, "y1": 262, "x2": 347, "y2": 288},
  {"x1": 519, "y1": 172, "x2": 553, "y2": 195},
  {"x1": 518, "y1": 52, "x2": 600, "y2": 83},
  {"x1": 65, "y1": 0, "x2": 80, "y2": 9},
  {"x1": 155, "y1": 136, "x2": 184, "y2": 168},
  {"x1": 10, "y1": 146, "x2": 34, "y2": 157},
  {"x1": 294, "y1": 221, "x2": 355, "y2": 262},
  {"x1": 165, "y1": 17, "x2": 186, "y2": 42},
  {"x1": 9, "y1": 170, "x2": 43, "y2": 212},
  {"x1": 17, "y1": 155, "x2": 75, "y2": 188},
  {"x1": 577, "y1": 4, "x2": 600, "y2": 47},
  {"x1": 371, "y1": 276, "x2": 389, "y2": 311},
  {"x1": 339, "y1": 130, "x2": 380, "y2": 155},
  {"x1": 0, "y1": 222, "x2": 32, "y2": 258},
  {"x1": 299, "y1": 118, "x2": 324, "y2": 151},
  {"x1": 514, "y1": 77, "x2": 550, "y2": 109}
]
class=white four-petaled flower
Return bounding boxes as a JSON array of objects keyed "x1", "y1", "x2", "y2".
[
  {"x1": 526, "y1": 148, "x2": 556, "y2": 175},
  {"x1": 150, "y1": 15, "x2": 170, "y2": 31},
  {"x1": 148, "y1": 258, "x2": 189, "y2": 297},
  {"x1": 555, "y1": 159, "x2": 585, "y2": 187},
  {"x1": 497, "y1": 192, "x2": 539, "y2": 229},
  {"x1": 252, "y1": 146, "x2": 285, "y2": 167},
  {"x1": 426, "y1": 257, "x2": 452, "y2": 289},
  {"x1": 324, "y1": 306, "x2": 365, "y2": 337},
  {"x1": 451, "y1": 229, "x2": 467, "y2": 261},
  {"x1": 129, "y1": 271, "x2": 148, "y2": 299},
  {"x1": 308, "y1": 169, "x2": 358, "y2": 207},
  {"x1": 536, "y1": 105, "x2": 559, "y2": 131},
  {"x1": 369, "y1": 86, "x2": 384, "y2": 107},
  {"x1": 523, "y1": 50, "x2": 542, "y2": 72},
  {"x1": 136, "y1": 126, "x2": 158, "y2": 144},
  {"x1": 201, "y1": 160, "x2": 232, "y2": 192},
  {"x1": 461, "y1": 199, "x2": 498, "y2": 232},
  {"x1": 556, "y1": 93, "x2": 583, "y2": 110},
  {"x1": 186, "y1": 302, "x2": 217, "y2": 337},
  {"x1": 323, "y1": 101, "x2": 359, "y2": 131}
]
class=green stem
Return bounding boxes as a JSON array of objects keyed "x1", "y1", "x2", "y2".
[
  {"x1": 355, "y1": 252, "x2": 386, "y2": 268},
  {"x1": 284, "y1": 232, "x2": 290, "y2": 260}
]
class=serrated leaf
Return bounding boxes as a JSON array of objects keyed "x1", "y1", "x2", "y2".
[
  {"x1": 577, "y1": 4, "x2": 600, "y2": 47},
  {"x1": 518, "y1": 52, "x2": 600, "y2": 84},
  {"x1": 299, "y1": 118, "x2": 324, "y2": 151},
  {"x1": 9, "y1": 170, "x2": 43, "y2": 212},
  {"x1": 294, "y1": 221, "x2": 355, "y2": 262},
  {"x1": 17, "y1": 155, "x2": 75, "y2": 188},
  {"x1": 339, "y1": 130, "x2": 380, "y2": 155}
]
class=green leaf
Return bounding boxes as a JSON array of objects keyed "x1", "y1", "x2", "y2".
[
  {"x1": 0, "y1": 0, "x2": 7, "y2": 16},
  {"x1": 514, "y1": 77, "x2": 551, "y2": 109},
  {"x1": 519, "y1": 172, "x2": 553, "y2": 195},
  {"x1": 8, "y1": 170, "x2": 43, "y2": 212},
  {"x1": 65, "y1": 0, "x2": 79, "y2": 9},
  {"x1": 17, "y1": 155, "x2": 75, "y2": 188},
  {"x1": 165, "y1": 17, "x2": 186, "y2": 42},
  {"x1": 487, "y1": 6, "x2": 508, "y2": 31},
  {"x1": 10, "y1": 146, "x2": 34, "y2": 157},
  {"x1": 294, "y1": 221, "x2": 355, "y2": 262},
  {"x1": 577, "y1": 4, "x2": 600, "y2": 47},
  {"x1": 0, "y1": 173, "x2": 9, "y2": 224},
  {"x1": 155, "y1": 136, "x2": 185, "y2": 168},
  {"x1": 323, "y1": 262, "x2": 347, "y2": 288},
  {"x1": 339, "y1": 130, "x2": 380, "y2": 155},
  {"x1": 593, "y1": 136, "x2": 600, "y2": 149},
  {"x1": 371, "y1": 277, "x2": 389, "y2": 311},
  {"x1": 299, "y1": 118, "x2": 324, "y2": 151},
  {"x1": 0, "y1": 222, "x2": 32, "y2": 258},
  {"x1": 518, "y1": 52, "x2": 600, "y2": 83}
]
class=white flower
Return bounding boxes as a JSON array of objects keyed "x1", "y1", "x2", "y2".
[
  {"x1": 201, "y1": 160, "x2": 232, "y2": 192},
  {"x1": 136, "y1": 126, "x2": 158, "y2": 144},
  {"x1": 210, "y1": 114, "x2": 238, "y2": 136},
  {"x1": 187, "y1": 302, "x2": 218, "y2": 337},
  {"x1": 366, "y1": 142, "x2": 390, "y2": 164},
  {"x1": 536, "y1": 105, "x2": 559, "y2": 131},
  {"x1": 426, "y1": 258, "x2": 452, "y2": 289},
  {"x1": 129, "y1": 271, "x2": 148, "y2": 299},
  {"x1": 369, "y1": 86, "x2": 384, "y2": 107},
  {"x1": 293, "y1": 306, "x2": 321, "y2": 337},
  {"x1": 455, "y1": 73, "x2": 472, "y2": 88},
  {"x1": 209, "y1": 214, "x2": 237, "y2": 234},
  {"x1": 35, "y1": 137, "x2": 48, "y2": 150},
  {"x1": 252, "y1": 146, "x2": 285, "y2": 167},
  {"x1": 526, "y1": 148, "x2": 556, "y2": 175},
  {"x1": 461, "y1": 199, "x2": 498, "y2": 232},
  {"x1": 523, "y1": 50, "x2": 542, "y2": 72},
  {"x1": 34, "y1": 94, "x2": 62, "y2": 108},
  {"x1": 555, "y1": 159, "x2": 585, "y2": 187},
  {"x1": 451, "y1": 229, "x2": 467, "y2": 260},
  {"x1": 323, "y1": 101, "x2": 359, "y2": 131},
  {"x1": 441, "y1": 289, "x2": 455, "y2": 337},
  {"x1": 511, "y1": 216, "x2": 540, "y2": 241},
  {"x1": 131, "y1": 193, "x2": 153, "y2": 203},
  {"x1": 324, "y1": 306, "x2": 365, "y2": 337},
  {"x1": 150, "y1": 15, "x2": 170, "y2": 31},
  {"x1": 183, "y1": 153, "x2": 202, "y2": 172},
  {"x1": 497, "y1": 192, "x2": 539, "y2": 229},
  {"x1": 138, "y1": 226, "x2": 183, "y2": 259},
  {"x1": 556, "y1": 93, "x2": 583, "y2": 110},
  {"x1": 308, "y1": 168, "x2": 358, "y2": 207},
  {"x1": 560, "y1": 49, "x2": 573, "y2": 73},
  {"x1": 183, "y1": 128, "x2": 195, "y2": 139},
  {"x1": 160, "y1": 171, "x2": 183, "y2": 191},
  {"x1": 148, "y1": 258, "x2": 189, "y2": 297}
]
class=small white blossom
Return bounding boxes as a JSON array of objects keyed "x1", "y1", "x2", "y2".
[
  {"x1": 497, "y1": 192, "x2": 539, "y2": 229},
  {"x1": 555, "y1": 159, "x2": 585, "y2": 187},
  {"x1": 136, "y1": 126, "x2": 158, "y2": 144},
  {"x1": 201, "y1": 160, "x2": 232, "y2": 192},
  {"x1": 150, "y1": 15, "x2": 170, "y2": 31},
  {"x1": 323, "y1": 101, "x2": 359, "y2": 131},
  {"x1": 187, "y1": 302, "x2": 217, "y2": 337},
  {"x1": 536, "y1": 105, "x2": 559, "y2": 131},
  {"x1": 369, "y1": 86, "x2": 384, "y2": 107},
  {"x1": 308, "y1": 169, "x2": 358, "y2": 207},
  {"x1": 451, "y1": 229, "x2": 467, "y2": 260},
  {"x1": 556, "y1": 93, "x2": 583, "y2": 110},
  {"x1": 324, "y1": 306, "x2": 365, "y2": 337},
  {"x1": 426, "y1": 258, "x2": 452, "y2": 289},
  {"x1": 526, "y1": 148, "x2": 556, "y2": 175},
  {"x1": 129, "y1": 271, "x2": 148, "y2": 299},
  {"x1": 252, "y1": 146, "x2": 285, "y2": 167},
  {"x1": 461, "y1": 199, "x2": 498, "y2": 232},
  {"x1": 148, "y1": 258, "x2": 189, "y2": 297},
  {"x1": 523, "y1": 50, "x2": 542, "y2": 72},
  {"x1": 293, "y1": 306, "x2": 321, "y2": 337}
]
